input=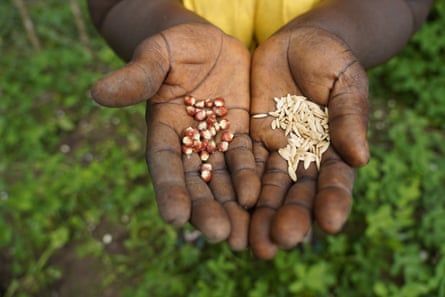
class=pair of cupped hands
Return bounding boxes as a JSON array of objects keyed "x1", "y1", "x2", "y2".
[{"x1": 91, "y1": 22, "x2": 369, "y2": 259}]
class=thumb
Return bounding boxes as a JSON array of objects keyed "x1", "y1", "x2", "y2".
[
  {"x1": 90, "y1": 37, "x2": 169, "y2": 107},
  {"x1": 329, "y1": 61, "x2": 370, "y2": 167}
]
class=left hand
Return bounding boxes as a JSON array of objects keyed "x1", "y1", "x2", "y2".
[{"x1": 249, "y1": 27, "x2": 369, "y2": 259}]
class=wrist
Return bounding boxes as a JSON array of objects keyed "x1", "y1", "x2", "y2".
[
  {"x1": 93, "y1": 0, "x2": 209, "y2": 60},
  {"x1": 276, "y1": 0, "x2": 432, "y2": 69}
]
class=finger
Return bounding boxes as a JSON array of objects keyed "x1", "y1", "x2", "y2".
[
  {"x1": 329, "y1": 61, "x2": 369, "y2": 167},
  {"x1": 208, "y1": 152, "x2": 249, "y2": 250},
  {"x1": 252, "y1": 140, "x2": 268, "y2": 178},
  {"x1": 91, "y1": 36, "x2": 169, "y2": 107},
  {"x1": 183, "y1": 153, "x2": 230, "y2": 243},
  {"x1": 314, "y1": 148, "x2": 355, "y2": 234},
  {"x1": 146, "y1": 115, "x2": 191, "y2": 227},
  {"x1": 224, "y1": 201, "x2": 250, "y2": 251},
  {"x1": 249, "y1": 152, "x2": 291, "y2": 259},
  {"x1": 225, "y1": 134, "x2": 261, "y2": 208},
  {"x1": 271, "y1": 163, "x2": 317, "y2": 249},
  {"x1": 256, "y1": 152, "x2": 291, "y2": 208},
  {"x1": 249, "y1": 207, "x2": 277, "y2": 259}
]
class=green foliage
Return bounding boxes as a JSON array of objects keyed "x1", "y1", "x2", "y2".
[
  {"x1": 369, "y1": 2, "x2": 445, "y2": 129},
  {"x1": 1, "y1": 1, "x2": 444, "y2": 297}
]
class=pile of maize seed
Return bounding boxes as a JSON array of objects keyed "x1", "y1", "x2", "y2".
[
  {"x1": 269, "y1": 94, "x2": 330, "y2": 181},
  {"x1": 181, "y1": 95, "x2": 234, "y2": 182}
]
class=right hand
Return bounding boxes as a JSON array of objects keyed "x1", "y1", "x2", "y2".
[{"x1": 90, "y1": 23, "x2": 260, "y2": 251}]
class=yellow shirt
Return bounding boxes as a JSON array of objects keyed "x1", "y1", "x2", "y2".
[{"x1": 183, "y1": 0, "x2": 320, "y2": 48}]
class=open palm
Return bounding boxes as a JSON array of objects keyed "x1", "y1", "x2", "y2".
[
  {"x1": 91, "y1": 23, "x2": 260, "y2": 250},
  {"x1": 249, "y1": 27, "x2": 369, "y2": 259}
]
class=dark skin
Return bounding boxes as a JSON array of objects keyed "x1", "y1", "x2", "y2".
[
  {"x1": 87, "y1": 0, "x2": 433, "y2": 258},
  {"x1": 88, "y1": 1, "x2": 260, "y2": 251},
  {"x1": 249, "y1": 0, "x2": 432, "y2": 258}
]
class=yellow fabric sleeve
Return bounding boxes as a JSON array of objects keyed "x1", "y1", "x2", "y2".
[{"x1": 182, "y1": 0, "x2": 320, "y2": 48}]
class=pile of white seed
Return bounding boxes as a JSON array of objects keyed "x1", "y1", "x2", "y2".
[{"x1": 269, "y1": 94, "x2": 330, "y2": 181}]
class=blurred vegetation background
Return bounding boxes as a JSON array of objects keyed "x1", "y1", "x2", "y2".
[{"x1": 1, "y1": 1, "x2": 444, "y2": 296}]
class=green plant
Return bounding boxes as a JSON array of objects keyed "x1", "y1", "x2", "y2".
[
  {"x1": 369, "y1": 2, "x2": 445, "y2": 129},
  {"x1": 1, "y1": 1, "x2": 444, "y2": 297}
]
